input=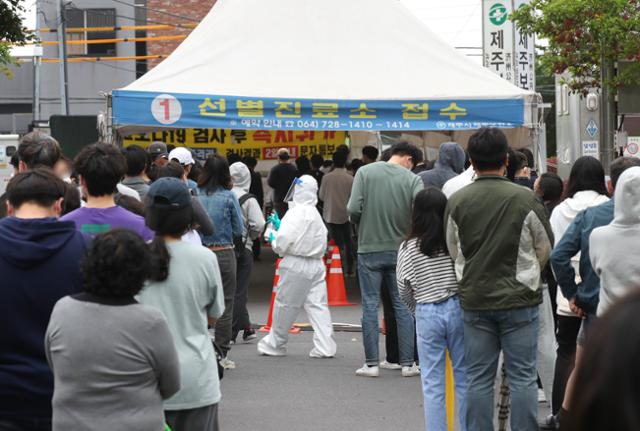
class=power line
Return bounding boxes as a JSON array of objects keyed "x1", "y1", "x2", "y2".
[
  {"x1": 37, "y1": 24, "x2": 196, "y2": 33},
  {"x1": 451, "y1": 3, "x2": 480, "y2": 45},
  {"x1": 34, "y1": 35, "x2": 185, "y2": 46},
  {"x1": 42, "y1": 54, "x2": 166, "y2": 63},
  {"x1": 92, "y1": 60, "x2": 138, "y2": 74}
]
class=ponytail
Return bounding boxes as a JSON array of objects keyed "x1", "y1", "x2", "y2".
[{"x1": 149, "y1": 236, "x2": 170, "y2": 281}]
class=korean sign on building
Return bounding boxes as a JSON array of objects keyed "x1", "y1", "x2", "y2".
[
  {"x1": 123, "y1": 129, "x2": 347, "y2": 161},
  {"x1": 482, "y1": 0, "x2": 535, "y2": 91}
]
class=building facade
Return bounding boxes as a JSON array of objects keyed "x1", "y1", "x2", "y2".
[{"x1": 145, "y1": 0, "x2": 216, "y2": 68}]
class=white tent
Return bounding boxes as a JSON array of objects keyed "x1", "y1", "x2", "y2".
[{"x1": 111, "y1": 0, "x2": 539, "y2": 136}]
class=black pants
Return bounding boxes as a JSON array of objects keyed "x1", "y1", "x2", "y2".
[
  {"x1": 212, "y1": 248, "x2": 237, "y2": 357},
  {"x1": 0, "y1": 418, "x2": 51, "y2": 431},
  {"x1": 252, "y1": 239, "x2": 261, "y2": 259},
  {"x1": 327, "y1": 222, "x2": 356, "y2": 274},
  {"x1": 232, "y1": 248, "x2": 254, "y2": 337},
  {"x1": 381, "y1": 281, "x2": 419, "y2": 365},
  {"x1": 552, "y1": 315, "x2": 582, "y2": 413},
  {"x1": 166, "y1": 404, "x2": 219, "y2": 431}
]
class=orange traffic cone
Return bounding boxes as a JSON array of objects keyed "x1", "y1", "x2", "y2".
[
  {"x1": 324, "y1": 239, "x2": 336, "y2": 274},
  {"x1": 259, "y1": 259, "x2": 280, "y2": 333},
  {"x1": 259, "y1": 259, "x2": 300, "y2": 334},
  {"x1": 326, "y1": 246, "x2": 355, "y2": 306}
]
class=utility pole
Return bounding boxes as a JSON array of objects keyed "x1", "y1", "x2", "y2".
[
  {"x1": 33, "y1": 0, "x2": 42, "y2": 122},
  {"x1": 55, "y1": 0, "x2": 69, "y2": 115},
  {"x1": 600, "y1": 56, "x2": 616, "y2": 169}
]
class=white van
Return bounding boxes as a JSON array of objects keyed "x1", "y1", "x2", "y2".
[{"x1": 0, "y1": 135, "x2": 19, "y2": 194}]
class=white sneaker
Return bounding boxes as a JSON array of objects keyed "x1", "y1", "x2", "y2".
[
  {"x1": 355, "y1": 364, "x2": 379, "y2": 377},
  {"x1": 538, "y1": 388, "x2": 547, "y2": 403},
  {"x1": 379, "y1": 360, "x2": 402, "y2": 370},
  {"x1": 257, "y1": 339, "x2": 286, "y2": 357},
  {"x1": 220, "y1": 357, "x2": 236, "y2": 370},
  {"x1": 309, "y1": 348, "x2": 334, "y2": 358},
  {"x1": 401, "y1": 363, "x2": 420, "y2": 377}
]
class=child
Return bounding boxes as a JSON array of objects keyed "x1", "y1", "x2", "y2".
[
  {"x1": 257, "y1": 175, "x2": 337, "y2": 358},
  {"x1": 397, "y1": 188, "x2": 467, "y2": 431}
]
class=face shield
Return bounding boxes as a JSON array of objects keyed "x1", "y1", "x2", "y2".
[{"x1": 283, "y1": 177, "x2": 304, "y2": 204}]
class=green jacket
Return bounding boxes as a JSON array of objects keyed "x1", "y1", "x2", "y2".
[
  {"x1": 347, "y1": 161, "x2": 422, "y2": 253},
  {"x1": 444, "y1": 175, "x2": 553, "y2": 311}
]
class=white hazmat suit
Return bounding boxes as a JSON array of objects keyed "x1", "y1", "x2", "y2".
[{"x1": 258, "y1": 175, "x2": 337, "y2": 358}]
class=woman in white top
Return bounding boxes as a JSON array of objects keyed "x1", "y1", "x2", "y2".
[
  {"x1": 397, "y1": 188, "x2": 467, "y2": 431},
  {"x1": 547, "y1": 156, "x2": 609, "y2": 418}
]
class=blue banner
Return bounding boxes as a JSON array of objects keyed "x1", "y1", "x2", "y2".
[{"x1": 112, "y1": 90, "x2": 525, "y2": 131}]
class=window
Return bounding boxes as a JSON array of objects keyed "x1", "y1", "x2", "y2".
[{"x1": 65, "y1": 8, "x2": 117, "y2": 57}]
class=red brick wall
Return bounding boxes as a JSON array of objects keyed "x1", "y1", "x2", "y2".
[{"x1": 146, "y1": 0, "x2": 217, "y2": 69}]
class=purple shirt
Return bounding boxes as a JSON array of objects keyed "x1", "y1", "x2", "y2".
[{"x1": 61, "y1": 206, "x2": 154, "y2": 242}]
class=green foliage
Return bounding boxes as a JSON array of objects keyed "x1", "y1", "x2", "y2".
[
  {"x1": 1, "y1": 0, "x2": 33, "y2": 78},
  {"x1": 0, "y1": 43, "x2": 18, "y2": 78},
  {"x1": 512, "y1": 0, "x2": 640, "y2": 94}
]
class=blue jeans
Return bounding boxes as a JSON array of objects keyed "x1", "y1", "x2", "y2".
[
  {"x1": 416, "y1": 297, "x2": 467, "y2": 431},
  {"x1": 358, "y1": 251, "x2": 414, "y2": 366},
  {"x1": 463, "y1": 306, "x2": 539, "y2": 431}
]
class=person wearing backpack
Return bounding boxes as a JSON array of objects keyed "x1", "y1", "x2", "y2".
[{"x1": 230, "y1": 162, "x2": 266, "y2": 343}]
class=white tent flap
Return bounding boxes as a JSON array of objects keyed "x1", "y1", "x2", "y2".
[{"x1": 112, "y1": 0, "x2": 536, "y2": 132}]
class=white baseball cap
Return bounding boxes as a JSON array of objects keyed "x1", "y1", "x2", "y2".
[{"x1": 168, "y1": 147, "x2": 195, "y2": 166}]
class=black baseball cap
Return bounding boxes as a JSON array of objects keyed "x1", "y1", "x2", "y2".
[
  {"x1": 147, "y1": 177, "x2": 191, "y2": 209},
  {"x1": 148, "y1": 142, "x2": 169, "y2": 160}
]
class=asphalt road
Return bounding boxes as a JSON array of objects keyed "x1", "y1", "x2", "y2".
[{"x1": 218, "y1": 248, "x2": 549, "y2": 431}]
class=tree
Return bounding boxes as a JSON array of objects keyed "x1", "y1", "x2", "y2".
[
  {"x1": 536, "y1": 59, "x2": 557, "y2": 157},
  {"x1": 1, "y1": 0, "x2": 32, "y2": 78},
  {"x1": 512, "y1": 0, "x2": 640, "y2": 95}
]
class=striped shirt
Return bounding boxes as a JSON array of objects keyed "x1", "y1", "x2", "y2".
[{"x1": 396, "y1": 238, "x2": 459, "y2": 312}]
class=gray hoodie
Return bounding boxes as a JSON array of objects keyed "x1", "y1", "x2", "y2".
[
  {"x1": 590, "y1": 166, "x2": 640, "y2": 316},
  {"x1": 230, "y1": 162, "x2": 266, "y2": 250},
  {"x1": 418, "y1": 142, "x2": 465, "y2": 190}
]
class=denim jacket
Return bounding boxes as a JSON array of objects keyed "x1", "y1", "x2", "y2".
[
  {"x1": 196, "y1": 187, "x2": 244, "y2": 247},
  {"x1": 550, "y1": 200, "x2": 614, "y2": 314}
]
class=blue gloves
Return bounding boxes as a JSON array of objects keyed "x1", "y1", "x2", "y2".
[{"x1": 267, "y1": 212, "x2": 281, "y2": 231}]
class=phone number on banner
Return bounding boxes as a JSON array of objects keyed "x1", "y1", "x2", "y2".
[{"x1": 238, "y1": 119, "x2": 413, "y2": 130}]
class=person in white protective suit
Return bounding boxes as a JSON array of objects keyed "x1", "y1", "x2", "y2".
[{"x1": 257, "y1": 175, "x2": 337, "y2": 358}]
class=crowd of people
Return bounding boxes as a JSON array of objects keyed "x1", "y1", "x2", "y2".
[{"x1": 1, "y1": 128, "x2": 639, "y2": 431}]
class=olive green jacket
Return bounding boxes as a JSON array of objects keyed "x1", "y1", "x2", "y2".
[{"x1": 444, "y1": 175, "x2": 553, "y2": 311}]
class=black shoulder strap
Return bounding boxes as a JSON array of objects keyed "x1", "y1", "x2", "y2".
[{"x1": 238, "y1": 193, "x2": 257, "y2": 206}]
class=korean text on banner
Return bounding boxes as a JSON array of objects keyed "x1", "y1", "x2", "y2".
[
  {"x1": 123, "y1": 129, "x2": 347, "y2": 161},
  {"x1": 112, "y1": 91, "x2": 527, "y2": 132}
]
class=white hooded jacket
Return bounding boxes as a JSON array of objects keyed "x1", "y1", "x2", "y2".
[
  {"x1": 272, "y1": 175, "x2": 327, "y2": 259},
  {"x1": 590, "y1": 167, "x2": 640, "y2": 316},
  {"x1": 230, "y1": 162, "x2": 266, "y2": 250},
  {"x1": 550, "y1": 190, "x2": 609, "y2": 316}
]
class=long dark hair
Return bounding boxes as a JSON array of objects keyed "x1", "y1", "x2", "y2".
[
  {"x1": 295, "y1": 155, "x2": 311, "y2": 175},
  {"x1": 198, "y1": 154, "x2": 232, "y2": 194},
  {"x1": 565, "y1": 156, "x2": 608, "y2": 199},
  {"x1": 145, "y1": 205, "x2": 195, "y2": 282},
  {"x1": 566, "y1": 290, "x2": 640, "y2": 431},
  {"x1": 407, "y1": 188, "x2": 449, "y2": 257}
]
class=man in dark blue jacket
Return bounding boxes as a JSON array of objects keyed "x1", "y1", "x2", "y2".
[
  {"x1": 0, "y1": 169, "x2": 87, "y2": 431},
  {"x1": 547, "y1": 156, "x2": 640, "y2": 429}
]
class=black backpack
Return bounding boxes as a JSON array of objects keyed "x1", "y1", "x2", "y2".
[{"x1": 233, "y1": 193, "x2": 257, "y2": 258}]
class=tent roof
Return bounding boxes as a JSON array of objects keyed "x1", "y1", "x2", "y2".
[{"x1": 122, "y1": 0, "x2": 533, "y2": 101}]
